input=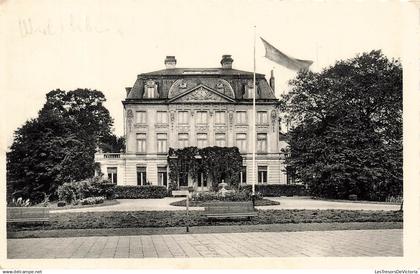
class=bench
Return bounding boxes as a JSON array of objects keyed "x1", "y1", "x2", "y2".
[
  {"x1": 7, "y1": 207, "x2": 50, "y2": 225},
  {"x1": 203, "y1": 201, "x2": 257, "y2": 220}
]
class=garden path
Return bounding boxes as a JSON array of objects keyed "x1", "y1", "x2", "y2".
[
  {"x1": 257, "y1": 197, "x2": 400, "y2": 211},
  {"x1": 50, "y1": 197, "x2": 400, "y2": 213}
]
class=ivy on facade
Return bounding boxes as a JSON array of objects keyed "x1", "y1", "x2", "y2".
[{"x1": 167, "y1": 146, "x2": 243, "y2": 191}]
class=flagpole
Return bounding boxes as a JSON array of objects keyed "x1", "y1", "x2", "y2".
[{"x1": 252, "y1": 25, "x2": 256, "y2": 196}]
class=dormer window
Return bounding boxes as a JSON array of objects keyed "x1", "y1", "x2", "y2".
[
  {"x1": 145, "y1": 80, "x2": 158, "y2": 98},
  {"x1": 244, "y1": 80, "x2": 258, "y2": 99}
]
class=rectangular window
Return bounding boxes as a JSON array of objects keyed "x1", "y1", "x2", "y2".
[
  {"x1": 136, "y1": 133, "x2": 147, "y2": 153},
  {"x1": 157, "y1": 133, "x2": 168, "y2": 154},
  {"x1": 178, "y1": 133, "x2": 189, "y2": 148},
  {"x1": 248, "y1": 86, "x2": 255, "y2": 98},
  {"x1": 258, "y1": 166, "x2": 268, "y2": 184},
  {"x1": 214, "y1": 111, "x2": 226, "y2": 124},
  {"x1": 257, "y1": 111, "x2": 268, "y2": 125},
  {"x1": 156, "y1": 111, "x2": 168, "y2": 124},
  {"x1": 240, "y1": 166, "x2": 247, "y2": 184},
  {"x1": 236, "y1": 133, "x2": 247, "y2": 153},
  {"x1": 257, "y1": 133, "x2": 267, "y2": 153},
  {"x1": 157, "y1": 167, "x2": 168, "y2": 187},
  {"x1": 178, "y1": 111, "x2": 189, "y2": 124},
  {"x1": 107, "y1": 167, "x2": 117, "y2": 184},
  {"x1": 197, "y1": 133, "x2": 208, "y2": 148},
  {"x1": 136, "y1": 167, "x2": 147, "y2": 185},
  {"x1": 215, "y1": 133, "x2": 226, "y2": 147},
  {"x1": 236, "y1": 111, "x2": 247, "y2": 124},
  {"x1": 195, "y1": 111, "x2": 208, "y2": 124},
  {"x1": 136, "y1": 111, "x2": 147, "y2": 124},
  {"x1": 147, "y1": 87, "x2": 154, "y2": 98}
]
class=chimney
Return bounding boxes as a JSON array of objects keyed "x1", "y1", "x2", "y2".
[
  {"x1": 220, "y1": 54, "x2": 233, "y2": 69},
  {"x1": 269, "y1": 69, "x2": 275, "y2": 92},
  {"x1": 164, "y1": 56, "x2": 177, "y2": 69}
]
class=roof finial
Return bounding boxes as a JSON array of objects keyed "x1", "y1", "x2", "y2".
[{"x1": 269, "y1": 68, "x2": 275, "y2": 92}]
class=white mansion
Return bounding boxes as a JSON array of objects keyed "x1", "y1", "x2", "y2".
[{"x1": 95, "y1": 55, "x2": 289, "y2": 190}]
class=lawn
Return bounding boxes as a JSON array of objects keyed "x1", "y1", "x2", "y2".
[
  {"x1": 8, "y1": 209, "x2": 403, "y2": 232},
  {"x1": 9, "y1": 221, "x2": 402, "y2": 239},
  {"x1": 170, "y1": 198, "x2": 280, "y2": 207}
]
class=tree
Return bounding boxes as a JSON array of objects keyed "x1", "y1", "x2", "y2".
[
  {"x1": 40, "y1": 89, "x2": 114, "y2": 146},
  {"x1": 7, "y1": 89, "x2": 122, "y2": 202},
  {"x1": 280, "y1": 50, "x2": 402, "y2": 201},
  {"x1": 99, "y1": 135, "x2": 126, "y2": 153}
]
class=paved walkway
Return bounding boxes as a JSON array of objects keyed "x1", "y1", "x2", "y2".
[
  {"x1": 51, "y1": 197, "x2": 400, "y2": 214},
  {"x1": 8, "y1": 229, "x2": 402, "y2": 258},
  {"x1": 256, "y1": 197, "x2": 400, "y2": 211}
]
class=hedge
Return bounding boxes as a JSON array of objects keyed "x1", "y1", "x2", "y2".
[
  {"x1": 240, "y1": 184, "x2": 307, "y2": 197},
  {"x1": 114, "y1": 185, "x2": 167, "y2": 199}
]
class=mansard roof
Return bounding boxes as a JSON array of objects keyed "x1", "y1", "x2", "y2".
[
  {"x1": 124, "y1": 57, "x2": 277, "y2": 102},
  {"x1": 141, "y1": 68, "x2": 265, "y2": 77}
]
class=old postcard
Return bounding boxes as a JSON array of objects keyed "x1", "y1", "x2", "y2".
[{"x1": 0, "y1": 0, "x2": 419, "y2": 271}]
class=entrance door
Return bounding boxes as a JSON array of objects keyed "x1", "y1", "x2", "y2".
[
  {"x1": 178, "y1": 162, "x2": 189, "y2": 187},
  {"x1": 179, "y1": 172, "x2": 188, "y2": 187},
  {"x1": 197, "y1": 172, "x2": 208, "y2": 191}
]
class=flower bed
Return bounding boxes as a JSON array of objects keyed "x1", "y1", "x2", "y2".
[
  {"x1": 170, "y1": 198, "x2": 280, "y2": 207},
  {"x1": 240, "y1": 184, "x2": 307, "y2": 197},
  {"x1": 47, "y1": 199, "x2": 119, "y2": 210},
  {"x1": 80, "y1": 196, "x2": 105, "y2": 205},
  {"x1": 191, "y1": 190, "x2": 263, "y2": 202}
]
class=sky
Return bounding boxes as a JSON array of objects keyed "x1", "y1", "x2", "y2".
[{"x1": 0, "y1": 0, "x2": 403, "y2": 149}]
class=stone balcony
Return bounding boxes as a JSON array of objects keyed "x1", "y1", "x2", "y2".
[
  {"x1": 95, "y1": 153, "x2": 123, "y2": 161},
  {"x1": 94, "y1": 152, "x2": 169, "y2": 161}
]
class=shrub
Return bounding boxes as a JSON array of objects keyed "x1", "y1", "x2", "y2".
[
  {"x1": 348, "y1": 194, "x2": 358, "y2": 201},
  {"x1": 29, "y1": 191, "x2": 47, "y2": 204},
  {"x1": 240, "y1": 184, "x2": 307, "y2": 197},
  {"x1": 80, "y1": 196, "x2": 105, "y2": 205},
  {"x1": 386, "y1": 195, "x2": 403, "y2": 204},
  {"x1": 57, "y1": 177, "x2": 116, "y2": 204},
  {"x1": 8, "y1": 197, "x2": 31, "y2": 207},
  {"x1": 80, "y1": 181, "x2": 115, "y2": 200},
  {"x1": 57, "y1": 182, "x2": 79, "y2": 204},
  {"x1": 114, "y1": 185, "x2": 167, "y2": 199},
  {"x1": 57, "y1": 201, "x2": 66, "y2": 207}
]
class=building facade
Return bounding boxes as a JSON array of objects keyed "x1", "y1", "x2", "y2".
[{"x1": 95, "y1": 55, "x2": 288, "y2": 190}]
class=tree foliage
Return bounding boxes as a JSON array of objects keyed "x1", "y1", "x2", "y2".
[
  {"x1": 7, "y1": 89, "x2": 123, "y2": 202},
  {"x1": 280, "y1": 50, "x2": 402, "y2": 201}
]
